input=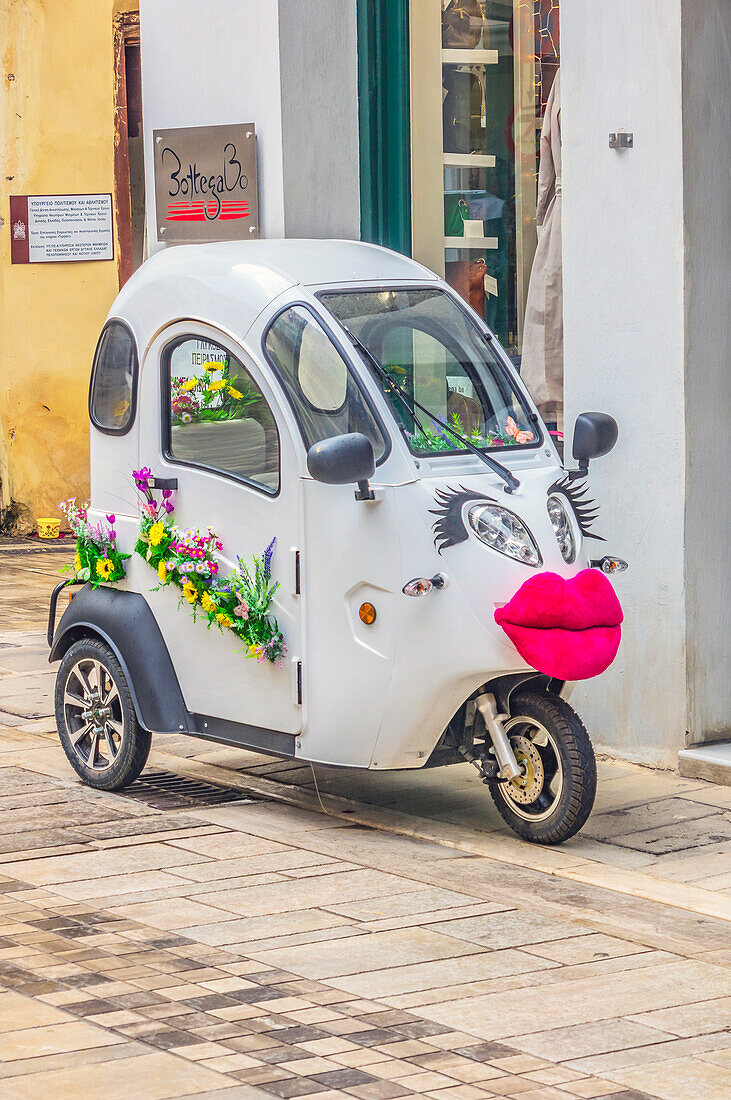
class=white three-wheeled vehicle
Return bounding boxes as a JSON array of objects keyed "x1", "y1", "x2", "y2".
[{"x1": 49, "y1": 240, "x2": 626, "y2": 844}]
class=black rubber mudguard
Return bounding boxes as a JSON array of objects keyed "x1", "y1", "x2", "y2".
[{"x1": 49, "y1": 585, "x2": 190, "y2": 735}]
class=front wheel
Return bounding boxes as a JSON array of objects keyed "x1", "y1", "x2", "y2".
[
  {"x1": 55, "y1": 638, "x2": 151, "y2": 791},
  {"x1": 486, "y1": 692, "x2": 596, "y2": 845}
]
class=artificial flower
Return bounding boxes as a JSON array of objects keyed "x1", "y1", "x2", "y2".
[
  {"x1": 216, "y1": 613, "x2": 233, "y2": 628},
  {"x1": 180, "y1": 413, "x2": 192, "y2": 424},
  {"x1": 227, "y1": 386, "x2": 243, "y2": 399},
  {"x1": 202, "y1": 361, "x2": 223, "y2": 372},
  {"x1": 182, "y1": 581, "x2": 198, "y2": 603},
  {"x1": 207, "y1": 379, "x2": 226, "y2": 393},
  {"x1": 149, "y1": 522, "x2": 165, "y2": 546},
  {"x1": 234, "y1": 599, "x2": 249, "y2": 620},
  {"x1": 96, "y1": 558, "x2": 114, "y2": 581},
  {"x1": 158, "y1": 559, "x2": 169, "y2": 583},
  {"x1": 181, "y1": 378, "x2": 197, "y2": 391},
  {"x1": 201, "y1": 592, "x2": 216, "y2": 614},
  {"x1": 74, "y1": 552, "x2": 82, "y2": 574},
  {"x1": 504, "y1": 416, "x2": 534, "y2": 445},
  {"x1": 106, "y1": 514, "x2": 116, "y2": 524}
]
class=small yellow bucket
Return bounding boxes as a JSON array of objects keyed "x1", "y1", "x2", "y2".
[{"x1": 37, "y1": 518, "x2": 61, "y2": 539}]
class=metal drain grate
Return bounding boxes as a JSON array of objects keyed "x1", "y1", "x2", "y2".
[{"x1": 121, "y1": 769, "x2": 250, "y2": 810}]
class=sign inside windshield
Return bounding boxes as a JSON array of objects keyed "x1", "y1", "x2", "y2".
[{"x1": 153, "y1": 123, "x2": 259, "y2": 243}]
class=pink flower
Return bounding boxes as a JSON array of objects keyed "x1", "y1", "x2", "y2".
[
  {"x1": 234, "y1": 599, "x2": 249, "y2": 620},
  {"x1": 106, "y1": 514, "x2": 116, "y2": 524}
]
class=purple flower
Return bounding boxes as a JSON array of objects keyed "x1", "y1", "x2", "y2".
[
  {"x1": 109, "y1": 529, "x2": 117, "y2": 541},
  {"x1": 132, "y1": 466, "x2": 152, "y2": 486},
  {"x1": 263, "y1": 537, "x2": 276, "y2": 577},
  {"x1": 164, "y1": 500, "x2": 174, "y2": 513},
  {"x1": 162, "y1": 489, "x2": 172, "y2": 500},
  {"x1": 106, "y1": 514, "x2": 116, "y2": 524}
]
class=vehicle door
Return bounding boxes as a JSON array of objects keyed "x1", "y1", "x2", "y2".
[
  {"x1": 135, "y1": 321, "x2": 302, "y2": 739},
  {"x1": 261, "y1": 302, "x2": 401, "y2": 767}
]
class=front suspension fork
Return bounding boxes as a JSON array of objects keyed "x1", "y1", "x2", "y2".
[{"x1": 459, "y1": 692, "x2": 523, "y2": 781}]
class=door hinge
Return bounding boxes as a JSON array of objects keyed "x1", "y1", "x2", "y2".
[{"x1": 296, "y1": 659, "x2": 302, "y2": 705}]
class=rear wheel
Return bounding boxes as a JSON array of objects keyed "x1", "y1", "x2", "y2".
[
  {"x1": 55, "y1": 638, "x2": 151, "y2": 790},
  {"x1": 486, "y1": 691, "x2": 596, "y2": 844}
]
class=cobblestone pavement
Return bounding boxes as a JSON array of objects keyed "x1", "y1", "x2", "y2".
[{"x1": 0, "y1": 544, "x2": 728, "y2": 1099}]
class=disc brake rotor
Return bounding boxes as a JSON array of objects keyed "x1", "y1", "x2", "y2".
[{"x1": 505, "y1": 735, "x2": 545, "y2": 804}]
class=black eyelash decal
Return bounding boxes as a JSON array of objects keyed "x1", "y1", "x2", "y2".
[
  {"x1": 548, "y1": 476, "x2": 605, "y2": 542},
  {"x1": 430, "y1": 485, "x2": 497, "y2": 553}
]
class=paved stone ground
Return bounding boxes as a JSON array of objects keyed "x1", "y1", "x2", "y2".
[{"x1": 0, "y1": 544, "x2": 728, "y2": 1099}]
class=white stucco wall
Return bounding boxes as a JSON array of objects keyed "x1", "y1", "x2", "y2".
[
  {"x1": 561, "y1": 0, "x2": 688, "y2": 766},
  {"x1": 278, "y1": 0, "x2": 360, "y2": 239},
  {"x1": 681, "y1": 0, "x2": 731, "y2": 744},
  {"x1": 139, "y1": 0, "x2": 359, "y2": 248},
  {"x1": 139, "y1": 0, "x2": 286, "y2": 242}
]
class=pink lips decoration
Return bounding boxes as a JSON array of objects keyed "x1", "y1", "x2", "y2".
[{"x1": 494, "y1": 569, "x2": 623, "y2": 681}]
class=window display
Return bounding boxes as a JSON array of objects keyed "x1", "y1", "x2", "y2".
[{"x1": 411, "y1": 1, "x2": 561, "y2": 410}]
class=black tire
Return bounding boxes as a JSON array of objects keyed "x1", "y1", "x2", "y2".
[
  {"x1": 486, "y1": 691, "x2": 596, "y2": 845},
  {"x1": 54, "y1": 637, "x2": 152, "y2": 791}
]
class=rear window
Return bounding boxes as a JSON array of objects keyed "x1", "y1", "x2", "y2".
[{"x1": 89, "y1": 320, "x2": 138, "y2": 433}]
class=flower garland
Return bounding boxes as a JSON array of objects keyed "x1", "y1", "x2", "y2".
[
  {"x1": 132, "y1": 468, "x2": 286, "y2": 665},
  {"x1": 59, "y1": 498, "x2": 129, "y2": 587}
]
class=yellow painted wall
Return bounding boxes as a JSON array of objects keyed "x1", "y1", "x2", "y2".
[{"x1": 0, "y1": 1, "x2": 136, "y2": 531}]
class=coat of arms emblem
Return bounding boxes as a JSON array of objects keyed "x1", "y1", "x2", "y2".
[{"x1": 12, "y1": 220, "x2": 27, "y2": 240}]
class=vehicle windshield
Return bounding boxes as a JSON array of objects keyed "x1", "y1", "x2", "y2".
[{"x1": 320, "y1": 288, "x2": 539, "y2": 455}]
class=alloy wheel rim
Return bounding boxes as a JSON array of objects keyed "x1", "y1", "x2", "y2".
[
  {"x1": 496, "y1": 716, "x2": 564, "y2": 822},
  {"x1": 63, "y1": 658, "x2": 124, "y2": 771}
]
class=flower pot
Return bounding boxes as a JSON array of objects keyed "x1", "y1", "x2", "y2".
[{"x1": 37, "y1": 518, "x2": 61, "y2": 539}]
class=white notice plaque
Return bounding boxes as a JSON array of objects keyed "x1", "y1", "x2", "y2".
[{"x1": 10, "y1": 194, "x2": 114, "y2": 264}]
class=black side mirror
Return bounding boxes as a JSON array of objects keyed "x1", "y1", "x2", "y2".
[
  {"x1": 307, "y1": 433, "x2": 376, "y2": 501},
  {"x1": 571, "y1": 412, "x2": 618, "y2": 476}
]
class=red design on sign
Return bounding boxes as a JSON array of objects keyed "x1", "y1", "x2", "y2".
[{"x1": 166, "y1": 199, "x2": 250, "y2": 223}]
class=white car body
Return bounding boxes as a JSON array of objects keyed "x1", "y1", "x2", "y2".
[{"x1": 89, "y1": 239, "x2": 586, "y2": 770}]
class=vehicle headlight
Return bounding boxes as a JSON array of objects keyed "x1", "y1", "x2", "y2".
[
  {"x1": 547, "y1": 495, "x2": 577, "y2": 563},
  {"x1": 468, "y1": 504, "x2": 542, "y2": 567}
]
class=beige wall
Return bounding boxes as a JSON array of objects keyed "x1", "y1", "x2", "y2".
[{"x1": 0, "y1": 0, "x2": 135, "y2": 531}]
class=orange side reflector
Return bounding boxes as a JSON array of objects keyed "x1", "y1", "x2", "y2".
[{"x1": 358, "y1": 602, "x2": 377, "y2": 625}]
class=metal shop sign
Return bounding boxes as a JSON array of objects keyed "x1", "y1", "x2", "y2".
[
  {"x1": 9, "y1": 194, "x2": 113, "y2": 263},
  {"x1": 153, "y1": 123, "x2": 259, "y2": 243}
]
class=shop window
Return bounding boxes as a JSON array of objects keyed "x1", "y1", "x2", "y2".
[
  {"x1": 164, "y1": 337, "x2": 280, "y2": 494},
  {"x1": 410, "y1": 1, "x2": 561, "y2": 422},
  {"x1": 89, "y1": 321, "x2": 138, "y2": 434},
  {"x1": 264, "y1": 306, "x2": 388, "y2": 462}
]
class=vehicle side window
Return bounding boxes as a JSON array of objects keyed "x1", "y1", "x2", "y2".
[
  {"x1": 264, "y1": 305, "x2": 388, "y2": 461},
  {"x1": 89, "y1": 320, "x2": 138, "y2": 433},
  {"x1": 164, "y1": 337, "x2": 280, "y2": 494}
]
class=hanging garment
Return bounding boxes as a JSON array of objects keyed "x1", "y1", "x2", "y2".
[{"x1": 520, "y1": 70, "x2": 563, "y2": 419}]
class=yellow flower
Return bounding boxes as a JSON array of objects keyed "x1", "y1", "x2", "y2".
[
  {"x1": 96, "y1": 558, "x2": 114, "y2": 580},
  {"x1": 208, "y1": 379, "x2": 226, "y2": 392},
  {"x1": 202, "y1": 361, "x2": 223, "y2": 372},
  {"x1": 227, "y1": 386, "x2": 243, "y2": 399},
  {"x1": 74, "y1": 551, "x2": 82, "y2": 574},
  {"x1": 201, "y1": 592, "x2": 216, "y2": 614},
  {"x1": 182, "y1": 581, "x2": 197, "y2": 604},
  {"x1": 149, "y1": 522, "x2": 165, "y2": 546},
  {"x1": 181, "y1": 378, "x2": 197, "y2": 391},
  {"x1": 216, "y1": 612, "x2": 233, "y2": 628},
  {"x1": 158, "y1": 560, "x2": 169, "y2": 583}
]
